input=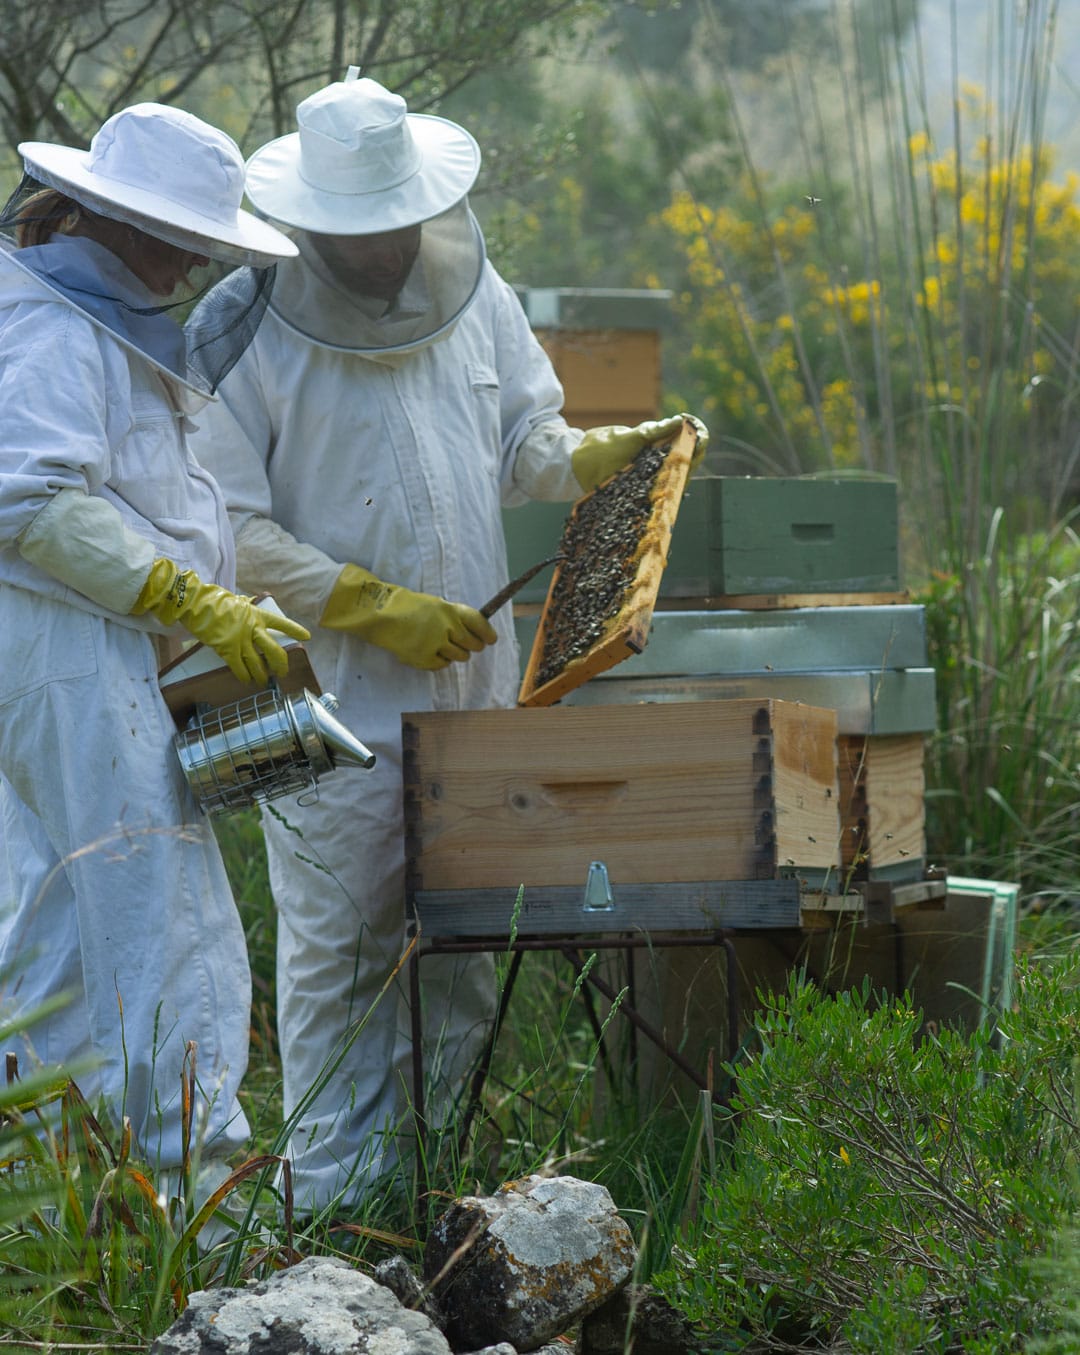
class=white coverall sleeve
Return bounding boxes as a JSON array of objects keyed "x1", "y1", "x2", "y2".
[
  {"x1": 232, "y1": 515, "x2": 343, "y2": 629},
  {"x1": 0, "y1": 306, "x2": 123, "y2": 543},
  {"x1": 490, "y1": 277, "x2": 585, "y2": 507},
  {"x1": 18, "y1": 487, "x2": 155, "y2": 613},
  {"x1": 511, "y1": 421, "x2": 587, "y2": 502},
  {"x1": 189, "y1": 349, "x2": 344, "y2": 626}
]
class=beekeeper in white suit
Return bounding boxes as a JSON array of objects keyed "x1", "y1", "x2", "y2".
[
  {"x1": 0, "y1": 104, "x2": 307, "y2": 1189},
  {"x1": 190, "y1": 70, "x2": 707, "y2": 1215}
]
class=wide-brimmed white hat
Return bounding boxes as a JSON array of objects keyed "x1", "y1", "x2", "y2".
[
  {"x1": 245, "y1": 69, "x2": 481, "y2": 235},
  {"x1": 18, "y1": 103, "x2": 298, "y2": 268}
]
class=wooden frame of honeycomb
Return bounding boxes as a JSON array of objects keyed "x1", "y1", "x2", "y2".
[{"x1": 518, "y1": 418, "x2": 699, "y2": 706}]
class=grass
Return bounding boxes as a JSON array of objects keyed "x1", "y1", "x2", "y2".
[{"x1": 0, "y1": 805, "x2": 1075, "y2": 1349}]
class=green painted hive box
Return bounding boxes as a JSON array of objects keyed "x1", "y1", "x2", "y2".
[
  {"x1": 692, "y1": 476, "x2": 900, "y2": 597},
  {"x1": 502, "y1": 474, "x2": 900, "y2": 602}
]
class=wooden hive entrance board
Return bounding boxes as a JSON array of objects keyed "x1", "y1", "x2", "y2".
[{"x1": 518, "y1": 419, "x2": 698, "y2": 706}]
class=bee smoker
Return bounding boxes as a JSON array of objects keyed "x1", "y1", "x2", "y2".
[{"x1": 174, "y1": 683, "x2": 375, "y2": 816}]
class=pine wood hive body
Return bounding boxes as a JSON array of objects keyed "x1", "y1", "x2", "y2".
[
  {"x1": 402, "y1": 698, "x2": 840, "y2": 896},
  {"x1": 837, "y1": 733, "x2": 926, "y2": 878}
]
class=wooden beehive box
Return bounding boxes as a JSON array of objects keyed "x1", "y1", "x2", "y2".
[
  {"x1": 698, "y1": 476, "x2": 901, "y2": 598},
  {"x1": 520, "y1": 285, "x2": 669, "y2": 430},
  {"x1": 518, "y1": 420, "x2": 698, "y2": 706},
  {"x1": 536, "y1": 327, "x2": 662, "y2": 429},
  {"x1": 504, "y1": 475, "x2": 902, "y2": 607},
  {"x1": 402, "y1": 699, "x2": 840, "y2": 905},
  {"x1": 838, "y1": 733, "x2": 926, "y2": 881}
]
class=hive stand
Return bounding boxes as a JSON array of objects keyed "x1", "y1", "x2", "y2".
[
  {"x1": 406, "y1": 908, "x2": 741, "y2": 1157},
  {"x1": 401, "y1": 698, "x2": 846, "y2": 1157}
]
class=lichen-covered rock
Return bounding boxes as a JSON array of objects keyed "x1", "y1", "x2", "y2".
[
  {"x1": 424, "y1": 1175, "x2": 636, "y2": 1352},
  {"x1": 579, "y1": 1282, "x2": 698, "y2": 1355},
  {"x1": 150, "y1": 1254, "x2": 453, "y2": 1354},
  {"x1": 373, "y1": 1253, "x2": 446, "y2": 1330}
]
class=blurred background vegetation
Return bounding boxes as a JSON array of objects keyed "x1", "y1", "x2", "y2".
[{"x1": 1, "y1": 1, "x2": 1079, "y2": 1349}]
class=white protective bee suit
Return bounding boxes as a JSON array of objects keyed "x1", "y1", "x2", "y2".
[
  {"x1": 190, "y1": 251, "x2": 587, "y2": 1210},
  {"x1": 188, "y1": 72, "x2": 700, "y2": 1214},
  {"x1": 0, "y1": 241, "x2": 259, "y2": 1170},
  {"x1": 0, "y1": 104, "x2": 299, "y2": 1175}
]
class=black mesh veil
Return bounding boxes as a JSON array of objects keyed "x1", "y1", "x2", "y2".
[
  {"x1": 0, "y1": 174, "x2": 274, "y2": 396},
  {"x1": 184, "y1": 264, "x2": 273, "y2": 392}
]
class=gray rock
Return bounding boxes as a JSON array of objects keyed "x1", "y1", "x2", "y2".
[
  {"x1": 373, "y1": 1253, "x2": 446, "y2": 1329},
  {"x1": 424, "y1": 1175, "x2": 636, "y2": 1352},
  {"x1": 150, "y1": 1254, "x2": 453, "y2": 1354},
  {"x1": 459, "y1": 1344, "x2": 566, "y2": 1354},
  {"x1": 579, "y1": 1283, "x2": 698, "y2": 1355}
]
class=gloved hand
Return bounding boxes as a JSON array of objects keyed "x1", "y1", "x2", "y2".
[
  {"x1": 683, "y1": 413, "x2": 710, "y2": 465},
  {"x1": 320, "y1": 564, "x2": 497, "y2": 671},
  {"x1": 571, "y1": 413, "x2": 710, "y2": 493},
  {"x1": 132, "y1": 558, "x2": 310, "y2": 684}
]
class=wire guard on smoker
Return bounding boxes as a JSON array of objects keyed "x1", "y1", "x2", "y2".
[{"x1": 175, "y1": 683, "x2": 376, "y2": 816}]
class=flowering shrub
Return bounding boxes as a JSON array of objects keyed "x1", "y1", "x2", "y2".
[
  {"x1": 658, "y1": 112, "x2": 1080, "y2": 518},
  {"x1": 655, "y1": 959, "x2": 1080, "y2": 1353}
]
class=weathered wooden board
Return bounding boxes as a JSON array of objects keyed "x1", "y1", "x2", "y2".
[
  {"x1": 402, "y1": 699, "x2": 840, "y2": 895},
  {"x1": 518, "y1": 419, "x2": 698, "y2": 706},
  {"x1": 692, "y1": 591, "x2": 910, "y2": 611},
  {"x1": 409, "y1": 878, "x2": 804, "y2": 937},
  {"x1": 838, "y1": 733, "x2": 926, "y2": 879}
]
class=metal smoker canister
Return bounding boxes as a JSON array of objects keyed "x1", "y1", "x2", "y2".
[{"x1": 175, "y1": 685, "x2": 375, "y2": 816}]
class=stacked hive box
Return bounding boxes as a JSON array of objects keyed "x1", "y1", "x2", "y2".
[
  {"x1": 436, "y1": 289, "x2": 1027, "y2": 1120},
  {"x1": 403, "y1": 698, "x2": 842, "y2": 936},
  {"x1": 499, "y1": 465, "x2": 940, "y2": 1109},
  {"x1": 507, "y1": 472, "x2": 935, "y2": 895}
]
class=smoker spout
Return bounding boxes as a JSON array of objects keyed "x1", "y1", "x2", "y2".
[{"x1": 307, "y1": 692, "x2": 377, "y2": 769}]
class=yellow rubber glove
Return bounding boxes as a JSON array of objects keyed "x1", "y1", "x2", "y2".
[
  {"x1": 320, "y1": 564, "x2": 497, "y2": 671},
  {"x1": 571, "y1": 413, "x2": 710, "y2": 493},
  {"x1": 132, "y1": 559, "x2": 310, "y2": 684}
]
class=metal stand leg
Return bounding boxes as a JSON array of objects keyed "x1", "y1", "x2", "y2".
[
  {"x1": 558, "y1": 944, "x2": 727, "y2": 1103},
  {"x1": 411, "y1": 929, "x2": 742, "y2": 1195},
  {"x1": 456, "y1": 949, "x2": 525, "y2": 1156}
]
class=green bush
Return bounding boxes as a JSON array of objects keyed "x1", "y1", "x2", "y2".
[{"x1": 656, "y1": 958, "x2": 1080, "y2": 1353}]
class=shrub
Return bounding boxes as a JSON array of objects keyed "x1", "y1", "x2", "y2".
[{"x1": 656, "y1": 958, "x2": 1080, "y2": 1352}]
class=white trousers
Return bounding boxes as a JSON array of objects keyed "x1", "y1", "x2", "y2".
[
  {"x1": 0, "y1": 588, "x2": 251, "y2": 1168},
  {"x1": 263, "y1": 732, "x2": 496, "y2": 1215}
]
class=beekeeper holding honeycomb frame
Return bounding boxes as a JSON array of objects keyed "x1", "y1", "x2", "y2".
[{"x1": 189, "y1": 69, "x2": 708, "y2": 1217}]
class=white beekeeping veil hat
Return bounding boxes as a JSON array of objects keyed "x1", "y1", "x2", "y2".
[{"x1": 242, "y1": 70, "x2": 486, "y2": 356}]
